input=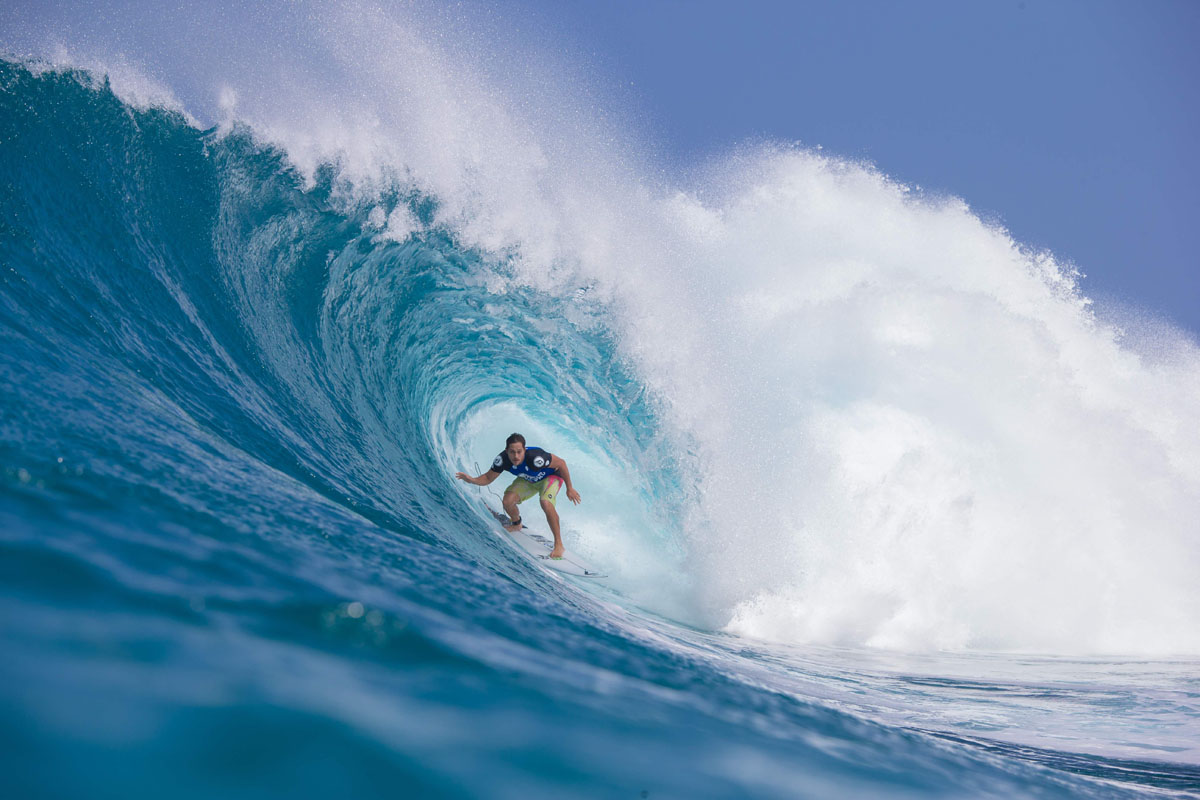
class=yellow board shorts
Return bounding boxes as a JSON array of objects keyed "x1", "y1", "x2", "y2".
[{"x1": 506, "y1": 475, "x2": 565, "y2": 506}]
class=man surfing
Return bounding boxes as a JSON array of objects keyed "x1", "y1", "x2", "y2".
[{"x1": 455, "y1": 432, "x2": 581, "y2": 558}]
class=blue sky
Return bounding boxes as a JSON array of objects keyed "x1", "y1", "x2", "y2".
[{"x1": 501, "y1": 0, "x2": 1199, "y2": 335}]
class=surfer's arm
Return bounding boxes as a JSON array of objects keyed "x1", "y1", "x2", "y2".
[
  {"x1": 455, "y1": 470, "x2": 500, "y2": 486},
  {"x1": 548, "y1": 455, "x2": 573, "y2": 487},
  {"x1": 548, "y1": 455, "x2": 581, "y2": 504}
]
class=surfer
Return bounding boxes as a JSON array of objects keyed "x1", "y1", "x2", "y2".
[{"x1": 455, "y1": 433, "x2": 581, "y2": 558}]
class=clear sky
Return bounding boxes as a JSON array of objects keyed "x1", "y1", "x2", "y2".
[{"x1": 498, "y1": 0, "x2": 1200, "y2": 336}]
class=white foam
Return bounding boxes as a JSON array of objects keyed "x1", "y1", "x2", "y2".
[{"x1": 619, "y1": 150, "x2": 1200, "y2": 655}]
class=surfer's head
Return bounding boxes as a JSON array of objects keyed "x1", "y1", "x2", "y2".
[{"x1": 505, "y1": 432, "x2": 526, "y2": 464}]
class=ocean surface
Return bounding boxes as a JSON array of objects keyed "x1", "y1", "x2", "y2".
[{"x1": 2, "y1": 8, "x2": 1200, "y2": 797}]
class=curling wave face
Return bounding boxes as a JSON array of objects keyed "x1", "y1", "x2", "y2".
[{"x1": 6, "y1": 1, "x2": 1198, "y2": 655}]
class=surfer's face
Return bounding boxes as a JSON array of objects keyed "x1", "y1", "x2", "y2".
[{"x1": 506, "y1": 443, "x2": 525, "y2": 464}]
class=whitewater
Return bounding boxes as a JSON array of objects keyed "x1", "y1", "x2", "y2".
[{"x1": 2, "y1": 2, "x2": 1199, "y2": 797}]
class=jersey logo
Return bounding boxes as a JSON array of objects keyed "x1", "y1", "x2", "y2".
[
  {"x1": 493, "y1": 455, "x2": 503, "y2": 467},
  {"x1": 533, "y1": 456, "x2": 546, "y2": 468}
]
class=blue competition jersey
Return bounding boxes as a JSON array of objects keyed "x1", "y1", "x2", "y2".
[{"x1": 490, "y1": 447, "x2": 558, "y2": 483}]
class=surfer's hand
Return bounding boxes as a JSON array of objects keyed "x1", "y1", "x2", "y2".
[
  {"x1": 455, "y1": 472, "x2": 471, "y2": 483},
  {"x1": 567, "y1": 487, "x2": 581, "y2": 505}
]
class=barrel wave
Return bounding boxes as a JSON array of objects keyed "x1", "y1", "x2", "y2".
[{"x1": 2, "y1": 27, "x2": 1200, "y2": 800}]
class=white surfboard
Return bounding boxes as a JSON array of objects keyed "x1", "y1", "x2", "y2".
[{"x1": 485, "y1": 504, "x2": 607, "y2": 578}]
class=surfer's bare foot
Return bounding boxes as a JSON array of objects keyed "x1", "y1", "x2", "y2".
[
  {"x1": 504, "y1": 521, "x2": 522, "y2": 532},
  {"x1": 549, "y1": 546, "x2": 564, "y2": 559}
]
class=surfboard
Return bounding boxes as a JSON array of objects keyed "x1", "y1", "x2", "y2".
[{"x1": 485, "y1": 504, "x2": 607, "y2": 578}]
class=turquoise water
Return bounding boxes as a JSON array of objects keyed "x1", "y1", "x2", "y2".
[{"x1": 2, "y1": 59, "x2": 1199, "y2": 799}]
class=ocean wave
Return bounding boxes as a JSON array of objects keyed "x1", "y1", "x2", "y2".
[{"x1": 3, "y1": 28, "x2": 1200, "y2": 797}]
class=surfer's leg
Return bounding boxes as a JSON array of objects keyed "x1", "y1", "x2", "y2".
[
  {"x1": 502, "y1": 491, "x2": 521, "y2": 529},
  {"x1": 541, "y1": 500, "x2": 563, "y2": 558},
  {"x1": 539, "y1": 476, "x2": 565, "y2": 558},
  {"x1": 503, "y1": 479, "x2": 534, "y2": 530}
]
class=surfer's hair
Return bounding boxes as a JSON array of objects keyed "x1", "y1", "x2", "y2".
[{"x1": 505, "y1": 432, "x2": 526, "y2": 447}]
